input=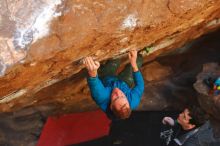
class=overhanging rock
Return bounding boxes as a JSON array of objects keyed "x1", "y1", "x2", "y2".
[{"x1": 1, "y1": 0, "x2": 220, "y2": 113}]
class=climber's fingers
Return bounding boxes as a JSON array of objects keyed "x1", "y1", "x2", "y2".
[
  {"x1": 83, "y1": 57, "x2": 91, "y2": 71},
  {"x1": 90, "y1": 57, "x2": 96, "y2": 69},
  {"x1": 129, "y1": 50, "x2": 137, "y2": 58},
  {"x1": 83, "y1": 56, "x2": 100, "y2": 71},
  {"x1": 94, "y1": 61, "x2": 100, "y2": 69},
  {"x1": 87, "y1": 57, "x2": 94, "y2": 71}
]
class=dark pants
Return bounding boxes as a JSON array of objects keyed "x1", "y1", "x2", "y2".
[{"x1": 98, "y1": 55, "x2": 143, "y2": 87}]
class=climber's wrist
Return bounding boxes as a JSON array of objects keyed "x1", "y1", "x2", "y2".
[
  {"x1": 88, "y1": 70, "x2": 97, "y2": 77},
  {"x1": 132, "y1": 64, "x2": 139, "y2": 72}
]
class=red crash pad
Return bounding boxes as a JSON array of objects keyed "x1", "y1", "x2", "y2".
[{"x1": 38, "y1": 110, "x2": 111, "y2": 146}]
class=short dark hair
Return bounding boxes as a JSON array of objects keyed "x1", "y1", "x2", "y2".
[{"x1": 188, "y1": 106, "x2": 209, "y2": 127}]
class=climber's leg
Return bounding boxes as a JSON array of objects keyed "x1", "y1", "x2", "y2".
[
  {"x1": 118, "y1": 54, "x2": 143, "y2": 87},
  {"x1": 98, "y1": 58, "x2": 121, "y2": 78}
]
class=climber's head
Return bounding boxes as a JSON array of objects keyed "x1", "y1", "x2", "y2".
[{"x1": 110, "y1": 88, "x2": 131, "y2": 119}]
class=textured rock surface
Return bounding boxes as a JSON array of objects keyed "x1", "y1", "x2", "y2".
[
  {"x1": 0, "y1": 105, "x2": 55, "y2": 146},
  {"x1": 194, "y1": 61, "x2": 220, "y2": 137},
  {"x1": 1, "y1": 31, "x2": 220, "y2": 146},
  {"x1": 194, "y1": 63, "x2": 220, "y2": 136},
  {"x1": 1, "y1": 0, "x2": 220, "y2": 115}
]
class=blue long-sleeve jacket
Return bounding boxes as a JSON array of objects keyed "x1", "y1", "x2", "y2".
[{"x1": 87, "y1": 71, "x2": 144, "y2": 118}]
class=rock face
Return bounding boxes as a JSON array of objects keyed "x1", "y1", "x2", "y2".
[
  {"x1": 193, "y1": 62, "x2": 220, "y2": 119},
  {"x1": 1, "y1": 0, "x2": 220, "y2": 115},
  {"x1": 0, "y1": 105, "x2": 53, "y2": 146},
  {"x1": 194, "y1": 63, "x2": 220, "y2": 136}
]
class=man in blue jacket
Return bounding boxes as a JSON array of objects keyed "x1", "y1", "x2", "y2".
[{"x1": 83, "y1": 50, "x2": 144, "y2": 119}]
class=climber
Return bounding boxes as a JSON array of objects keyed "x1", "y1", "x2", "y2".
[
  {"x1": 160, "y1": 105, "x2": 218, "y2": 146},
  {"x1": 83, "y1": 50, "x2": 144, "y2": 119}
]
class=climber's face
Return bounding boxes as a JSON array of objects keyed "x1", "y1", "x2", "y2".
[
  {"x1": 177, "y1": 109, "x2": 195, "y2": 130},
  {"x1": 110, "y1": 88, "x2": 131, "y2": 119}
]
